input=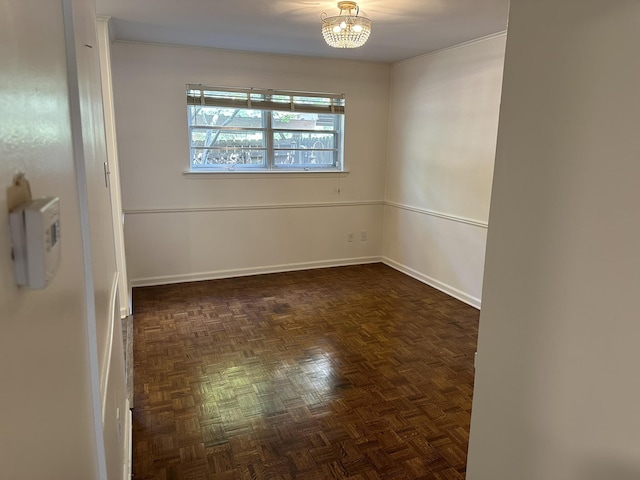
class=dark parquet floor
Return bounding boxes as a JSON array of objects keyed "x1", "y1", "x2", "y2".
[{"x1": 132, "y1": 264, "x2": 480, "y2": 480}]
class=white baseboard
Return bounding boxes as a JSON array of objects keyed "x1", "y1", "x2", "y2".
[
  {"x1": 123, "y1": 399, "x2": 132, "y2": 480},
  {"x1": 382, "y1": 257, "x2": 481, "y2": 309},
  {"x1": 129, "y1": 257, "x2": 481, "y2": 309},
  {"x1": 130, "y1": 256, "x2": 382, "y2": 287}
]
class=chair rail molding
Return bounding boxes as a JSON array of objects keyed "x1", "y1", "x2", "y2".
[{"x1": 384, "y1": 200, "x2": 488, "y2": 228}]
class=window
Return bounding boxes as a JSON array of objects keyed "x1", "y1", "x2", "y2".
[{"x1": 187, "y1": 85, "x2": 345, "y2": 172}]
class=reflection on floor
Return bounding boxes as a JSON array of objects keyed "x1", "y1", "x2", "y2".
[{"x1": 132, "y1": 264, "x2": 479, "y2": 479}]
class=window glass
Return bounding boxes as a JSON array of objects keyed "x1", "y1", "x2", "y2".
[{"x1": 187, "y1": 86, "x2": 344, "y2": 171}]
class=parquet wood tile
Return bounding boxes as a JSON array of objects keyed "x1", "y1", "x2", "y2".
[{"x1": 132, "y1": 264, "x2": 479, "y2": 479}]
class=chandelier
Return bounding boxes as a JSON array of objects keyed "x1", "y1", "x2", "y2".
[{"x1": 321, "y1": 1, "x2": 372, "y2": 49}]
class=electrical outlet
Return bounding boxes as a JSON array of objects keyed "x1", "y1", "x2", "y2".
[
  {"x1": 347, "y1": 233, "x2": 354, "y2": 242},
  {"x1": 360, "y1": 231, "x2": 368, "y2": 241}
]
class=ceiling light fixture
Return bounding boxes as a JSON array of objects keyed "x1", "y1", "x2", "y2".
[{"x1": 321, "y1": 1, "x2": 372, "y2": 49}]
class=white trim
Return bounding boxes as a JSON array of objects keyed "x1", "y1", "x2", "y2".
[
  {"x1": 62, "y1": 1, "x2": 107, "y2": 477},
  {"x1": 382, "y1": 257, "x2": 481, "y2": 309},
  {"x1": 101, "y1": 272, "x2": 119, "y2": 424},
  {"x1": 97, "y1": 17, "x2": 130, "y2": 320},
  {"x1": 183, "y1": 170, "x2": 350, "y2": 179},
  {"x1": 95, "y1": 15, "x2": 113, "y2": 43},
  {"x1": 130, "y1": 256, "x2": 381, "y2": 287},
  {"x1": 131, "y1": 257, "x2": 481, "y2": 308},
  {"x1": 384, "y1": 201, "x2": 488, "y2": 228},
  {"x1": 124, "y1": 200, "x2": 383, "y2": 215},
  {"x1": 393, "y1": 30, "x2": 507, "y2": 66},
  {"x1": 123, "y1": 400, "x2": 132, "y2": 480}
]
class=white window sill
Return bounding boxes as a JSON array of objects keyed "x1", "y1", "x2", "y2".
[{"x1": 183, "y1": 170, "x2": 350, "y2": 179}]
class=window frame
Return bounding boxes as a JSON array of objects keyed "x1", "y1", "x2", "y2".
[{"x1": 186, "y1": 85, "x2": 345, "y2": 172}]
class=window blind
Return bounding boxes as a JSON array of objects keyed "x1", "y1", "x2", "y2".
[{"x1": 186, "y1": 85, "x2": 345, "y2": 115}]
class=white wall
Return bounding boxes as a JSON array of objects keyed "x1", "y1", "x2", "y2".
[
  {"x1": 467, "y1": 1, "x2": 640, "y2": 479},
  {"x1": 110, "y1": 43, "x2": 390, "y2": 286},
  {"x1": 0, "y1": 0, "x2": 127, "y2": 478},
  {"x1": 383, "y1": 34, "x2": 506, "y2": 307},
  {"x1": 0, "y1": 3, "x2": 98, "y2": 478}
]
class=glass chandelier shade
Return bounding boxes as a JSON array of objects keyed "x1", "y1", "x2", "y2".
[{"x1": 321, "y1": 1, "x2": 372, "y2": 49}]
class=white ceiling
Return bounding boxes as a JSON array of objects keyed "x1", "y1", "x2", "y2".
[{"x1": 95, "y1": 0, "x2": 509, "y2": 64}]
